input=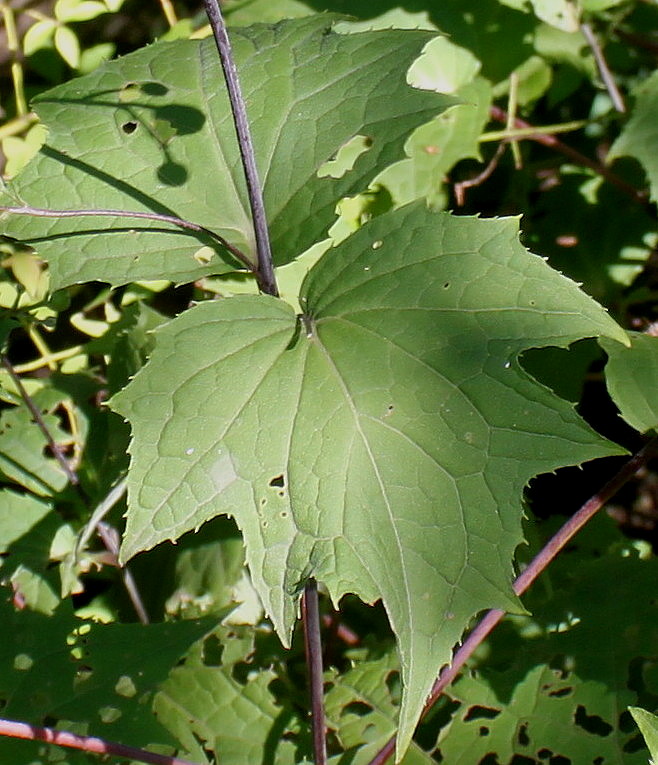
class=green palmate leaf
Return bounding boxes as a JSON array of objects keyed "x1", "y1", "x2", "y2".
[
  {"x1": 112, "y1": 203, "x2": 626, "y2": 757},
  {"x1": 0, "y1": 17, "x2": 452, "y2": 289},
  {"x1": 0, "y1": 595, "x2": 212, "y2": 763},
  {"x1": 155, "y1": 626, "x2": 305, "y2": 764},
  {"x1": 609, "y1": 70, "x2": 658, "y2": 203},
  {"x1": 325, "y1": 652, "x2": 437, "y2": 763},
  {"x1": 601, "y1": 332, "x2": 658, "y2": 433},
  {"x1": 439, "y1": 515, "x2": 658, "y2": 763}
]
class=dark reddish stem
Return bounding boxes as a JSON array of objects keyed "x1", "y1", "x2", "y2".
[
  {"x1": 368, "y1": 437, "x2": 658, "y2": 765},
  {"x1": 202, "y1": 0, "x2": 278, "y2": 296},
  {"x1": 0, "y1": 718, "x2": 199, "y2": 765},
  {"x1": 302, "y1": 579, "x2": 327, "y2": 765},
  {"x1": 0, "y1": 204, "x2": 253, "y2": 270},
  {"x1": 488, "y1": 105, "x2": 647, "y2": 205},
  {"x1": 0, "y1": 353, "x2": 78, "y2": 485}
]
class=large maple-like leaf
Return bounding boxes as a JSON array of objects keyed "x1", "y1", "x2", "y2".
[
  {"x1": 0, "y1": 16, "x2": 451, "y2": 289},
  {"x1": 111, "y1": 203, "x2": 627, "y2": 757}
]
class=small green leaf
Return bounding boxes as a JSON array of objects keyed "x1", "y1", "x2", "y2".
[
  {"x1": 113, "y1": 204, "x2": 626, "y2": 757},
  {"x1": 55, "y1": 0, "x2": 109, "y2": 23},
  {"x1": 22, "y1": 20, "x2": 57, "y2": 56},
  {"x1": 54, "y1": 24, "x2": 81, "y2": 68},
  {"x1": 601, "y1": 332, "x2": 658, "y2": 433},
  {"x1": 529, "y1": 0, "x2": 580, "y2": 31},
  {"x1": 630, "y1": 708, "x2": 658, "y2": 764},
  {"x1": 155, "y1": 626, "x2": 303, "y2": 764}
]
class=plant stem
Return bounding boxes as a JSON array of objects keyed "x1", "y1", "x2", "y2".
[
  {"x1": 202, "y1": 0, "x2": 278, "y2": 296},
  {"x1": 489, "y1": 105, "x2": 646, "y2": 205},
  {"x1": 0, "y1": 205, "x2": 253, "y2": 270},
  {"x1": 1, "y1": 353, "x2": 148, "y2": 622},
  {"x1": 1, "y1": 2, "x2": 28, "y2": 117},
  {"x1": 158, "y1": 0, "x2": 178, "y2": 28},
  {"x1": 581, "y1": 21, "x2": 625, "y2": 113},
  {"x1": 368, "y1": 437, "x2": 658, "y2": 765},
  {"x1": 0, "y1": 353, "x2": 78, "y2": 485},
  {"x1": 0, "y1": 718, "x2": 200, "y2": 765},
  {"x1": 302, "y1": 579, "x2": 327, "y2": 765}
]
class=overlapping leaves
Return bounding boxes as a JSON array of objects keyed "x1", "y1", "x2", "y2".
[
  {"x1": 112, "y1": 202, "x2": 626, "y2": 756},
  {"x1": 0, "y1": 16, "x2": 452, "y2": 289}
]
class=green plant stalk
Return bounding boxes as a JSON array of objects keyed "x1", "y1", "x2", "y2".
[
  {"x1": 506, "y1": 72, "x2": 522, "y2": 169},
  {"x1": 0, "y1": 718, "x2": 200, "y2": 765},
  {"x1": 158, "y1": 0, "x2": 178, "y2": 27},
  {"x1": 368, "y1": 436, "x2": 658, "y2": 765},
  {"x1": 1, "y1": 3, "x2": 28, "y2": 117},
  {"x1": 479, "y1": 120, "x2": 588, "y2": 143}
]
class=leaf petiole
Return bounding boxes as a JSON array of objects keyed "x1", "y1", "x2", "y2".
[{"x1": 0, "y1": 204, "x2": 255, "y2": 271}]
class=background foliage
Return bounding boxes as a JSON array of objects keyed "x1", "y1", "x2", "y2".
[{"x1": 2, "y1": 0, "x2": 658, "y2": 763}]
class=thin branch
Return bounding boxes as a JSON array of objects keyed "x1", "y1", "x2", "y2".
[
  {"x1": 581, "y1": 22, "x2": 626, "y2": 113},
  {"x1": 97, "y1": 521, "x2": 150, "y2": 625},
  {"x1": 368, "y1": 437, "x2": 658, "y2": 765},
  {"x1": 479, "y1": 119, "x2": 588, "y2": 143},
  {"x1": 454, "y1": 142, "x2": 507, "y2": 206},
  {"x1": 489, "y1": 105, "x2": 647, "y2": 205},
  {"x1": 1, "y1": 355, "x2": 149, "y2": 623},
  {"x1": 202, "y1": 0, "x2": 278, "y2": 297},
  {"x1": 0, "y1": 205, "x2": 254, "y2": 271},
  {"x1": 1, "y1": 353, "x2": 78, "y2": 485},
  {"x1": 0, "y1": 718, "x2": 200, "y2": 765},
  {"x1": 302, "y1": 579, "x2": 327, "y2": 765}
]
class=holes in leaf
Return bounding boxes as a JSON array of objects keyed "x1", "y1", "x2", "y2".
[
  {"x1": 465, "y1": 705, "x2": 501, "y2": 722},
  {"x1": 443, "y1": 282, "x2": 450, "y2": 289},
  {"x1": 232, "y1": 661, "x2": 252, "y2": 685},
  {"x1": 385, "y1": 670, "x2": 401, "y2": 704},
  {"x1": 517, "y1": 722, "x2": 530, "y2": 746},
  {"x1": 269, "y1": 474, "x2": 285, "y2": 488},
  {"x1": 574, "y1": 705, "x2": 613, "y2": 737},
  {"x1": 99, "y1": 706, "x2": 122, "y2": 724},
  {"x1": 121, "y1": 121, "x2": 138, "y2": 134},
  {"x1": 538, "y1": 750, "x2": 552, "y2": 760},
  {"x1": 202, "y1": 634, "x2": 224, "y2": 667},
  {"x1": 114, "y1": 675, "x2": 137, "y2": 698},
  {"x1": 547, "y1": 685, "x2": 572, "y2": 698},
  {"x1": 479, "y1": 726, "x2": 489, "y2": 736},
  {"x1": 509, "y1": 755, "x2": 536, "y2": 764},
  {"x1": 317, "y1": 135, "x2": 373, "y2": 179},
  {"x1": 119, "y1": 81, "x2": 168, "y2": 102},
  {"x1": 343, "y1": 701, "x2": 372, "y2": 717}
]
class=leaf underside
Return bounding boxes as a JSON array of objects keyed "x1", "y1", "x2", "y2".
[
  {"x1": 112, "y1": 203, "x2": 626, "y2": 756},
  {"x1": 0, "y1": 16, "x2": 453, "y2": 289}
]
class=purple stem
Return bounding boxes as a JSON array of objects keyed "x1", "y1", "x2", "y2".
[
  {"x1": 0, "y1": 204, "x2": 253, "y2": 270},
  {"x1": 202, "y1": 0, "x2": 278, "y2": 296},
  {"x1": 0, "y1": 718, "x2": 200, "y2": 765},
  {"x1": 302, "y1": 579, "x2": 327, "y2": 765}
]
